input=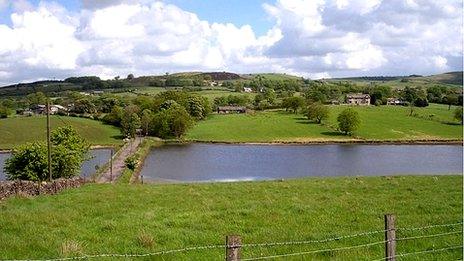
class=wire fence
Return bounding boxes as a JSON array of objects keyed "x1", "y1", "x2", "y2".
[{"x1": 1, "y1": 219, "x2": 462, "y2": 261}]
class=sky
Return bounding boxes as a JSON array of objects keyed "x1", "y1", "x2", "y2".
[{"x1": 0, "y1": 0, "x2": 462, "y2": 85}]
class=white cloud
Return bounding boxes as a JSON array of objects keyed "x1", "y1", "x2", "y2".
[{"x1": 0, "y1": 0, "x2": 462, "y2": 85}]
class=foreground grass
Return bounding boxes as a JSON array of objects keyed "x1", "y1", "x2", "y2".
[
  {"x1": 0, "y1": 176, "x2": 462, "y2": 260},
  {"x1": 187, "y1": 104, "x2": 462, "y2": 143},
  {"x1": 0, "y1": 116, "x2": 122, "y2": 149}
]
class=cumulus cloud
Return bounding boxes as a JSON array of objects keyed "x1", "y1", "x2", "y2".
[{"x1": 0, "y1": 0, "x2": 462, "y2": 85}]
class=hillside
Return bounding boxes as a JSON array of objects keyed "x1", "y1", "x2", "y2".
[
  {"x1": 0, "y1": 71, "x2": 461, "y2": 97},
  {"x1": 0, "y1": 116, "x2": 122, "y2": 149},
  {"x1": 330, "y1": 71, "x2": 463, "y2": 88}
]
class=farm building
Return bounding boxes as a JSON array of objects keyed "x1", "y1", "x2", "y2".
[
  {"x1": 387, "y1": 98, "x2": 407, "y2": 105},
  {"x1": 243, "y1": 87, "x2": 253, "y2": 93},
  {"x1": 346, "y1": 93, "x2": 371, "y2": 106},
  {"x1": 217, "y1": 106, "x2": 246, "y2": 114},
  {"x1": 33, "y1": 104, "x2": 68, "y2": 115}
]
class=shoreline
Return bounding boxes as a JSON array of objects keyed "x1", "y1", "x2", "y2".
[
  {"x1": 181, "y1": 139, "x2": 463, "y2": 146},
  {"x1": 0, "y1": 139, "x2": 462, "y2": 153},
  {"x1": 0, "y1": 145, "x2": 117, "y2": 154}
]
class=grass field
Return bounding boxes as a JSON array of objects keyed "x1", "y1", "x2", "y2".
[
  {"x1": 186, "y1": 104, "x2": 463, "y2": 143},
  {"x1": 0, "y1": 116, "x2": 122, "y2": 149},
  {"x1": 0, "y1": 176, "x2": 461, "y2": 260}
]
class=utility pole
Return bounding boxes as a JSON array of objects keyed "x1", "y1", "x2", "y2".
[{"x1": 47, "y1": 101, "x2": 52, "y2": 181}]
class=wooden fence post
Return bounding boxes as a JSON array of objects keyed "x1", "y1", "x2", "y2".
[
  {"x1": 385, "y1": 214, "x2": 396, "y2": 261},
  {"x1": 226, "y1": 235, "x2": 241, "y2": 261}
]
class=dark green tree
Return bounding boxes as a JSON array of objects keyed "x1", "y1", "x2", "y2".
[
  {"x1": 282, "y1": 96, "x2": 305, "y2": 113},
  {"x1": 5, "y1": 127, "x2": 89, "y2": 181},
  {"x1": 337, "y1": 108, "x2": 361, "y2": 135}
]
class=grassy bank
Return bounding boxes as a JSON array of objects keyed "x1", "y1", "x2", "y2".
[
  {"x1": 0, "y1": 116, "x2": 122, "y2": 149},
  {"x1": 186, "y1": 104, "x2": 462, "y2": 143},
  {"x1": 0, "y1": 175, "x2": 462, "y2": 260}
]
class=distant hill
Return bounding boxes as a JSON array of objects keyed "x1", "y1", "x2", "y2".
[
  {"x1": 420, "y1": 71, "x2": 463, "y2": 86},
  {"x1": 0, "y1": 71, "x2": 461, "y2": 97},
  {"x1": 330, "y1": 71, "x2": 463, "y2": 88}
]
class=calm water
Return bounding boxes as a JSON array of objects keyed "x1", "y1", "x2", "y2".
[
  {"x1": 0, "y1": 149, "x2": 112, "y2": 181},
  {"x1": 140, "y1": 144, "x2": 463, "y2": 182}
]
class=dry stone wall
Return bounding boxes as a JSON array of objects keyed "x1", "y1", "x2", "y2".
[{"x1": 0, "y1": 178, "x2": 85, "y2": 200}]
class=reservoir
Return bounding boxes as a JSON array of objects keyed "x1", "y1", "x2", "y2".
[
  {"x1": 139, "y1": 144, "x2": 463, "y2": 182},
  {"x1": 0, "y1": 148, "x2": 113, "y2": 181}
]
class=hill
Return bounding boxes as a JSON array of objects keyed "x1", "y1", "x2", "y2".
[
  {"x1": 0, "y1": 71, "x2": 461, "y2": 97},
  {"x1": 329, "y1": 71, "x2": 463, "y2": 88}
]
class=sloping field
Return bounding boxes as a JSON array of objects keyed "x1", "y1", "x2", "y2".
[{"x1": 0, "y1": 116, "x2": 122, "y2": 149}]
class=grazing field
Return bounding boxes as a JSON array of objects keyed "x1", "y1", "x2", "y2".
[
  {"x1": 0, "y1": 116, "x2": 122, "y2": 149},
  {"x1": 326, "y1": 104, "x2": 462, "y2": 141},
  {"x1": 186, "y1": 110, "x2": 353, "y2": 143},
  {"x1": 187, "y1": 104, "x2": 462, "y2": 143},
  {"x1": 0, "y1": 176, "x2": 461, "y2": 260}
]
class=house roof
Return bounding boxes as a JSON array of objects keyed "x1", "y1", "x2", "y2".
[
  {"x1": 218, "y1": 106, "x2": 246, "y2": 110},
  {"x1": 347, "y1": 93, "x2": 370, "y2": 99}
]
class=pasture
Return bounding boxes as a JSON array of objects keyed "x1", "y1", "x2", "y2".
[
  {"x1": 186, "y1": 104, "x2": 462, "y2": 143},
  {"x1": 0, "y1": 116, "x2": 122, "y2": 149},
  {"x1": 0, "y1": 175, "x2": 461, "y2": 260}
]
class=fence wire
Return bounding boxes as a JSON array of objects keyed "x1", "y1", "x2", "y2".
[
  {"x1": 397, "y1": 230, "x2": 463, "y2": 242},
  {"x1": 397, "y1": 221, "x2": 463, "y2": 232},
  {"x1": 2, "y1": 222, "x2": 462, "y2": 261},
  {"x1": 242, "y1": 240, "x2": 387, "y2": 260},
  {"x1": 371, "y1": 245, "x2": 463, "y2": 261}
]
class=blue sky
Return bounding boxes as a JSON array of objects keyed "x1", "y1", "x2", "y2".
[
  {"x1": 1, "y1": 0, "x2": 274, "y2": 35},
  {"x1": 0, "y1": 0, "x2": 462, "y2": 84},
  {"x1": 165, "y1": 0, "x2": 273, "y2": 35}
]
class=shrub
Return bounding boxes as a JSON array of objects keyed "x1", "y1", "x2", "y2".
[
  {"x1": 454, "y1": 107, "x2": 463, "y2": 123},
  {"x1": 5, "y1": 126, "x2": 89, "y2": 181},
  {"x1": 125, "y1": 156, "x2": 138, "y2": 171}
]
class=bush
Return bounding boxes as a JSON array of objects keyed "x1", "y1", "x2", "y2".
[
  {"x1": 337, "y1": 108, "x2": 361, "y2": 135},
  {"x1": 454, "y1": 107, "x2": 463, "y2": 123},
  {"x1": 125, "y1": 156, "x2": 138, "y2": 171},
  {"x1": 5, "y1": 126, "x2": 89, "y2": 181},
  {"x1": 414, "y1": 97, "x2": 429, "y2": 107}
]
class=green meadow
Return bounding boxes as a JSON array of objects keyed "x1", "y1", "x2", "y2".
[
  {"x1": 0, "y1": 116, "x2": 122, "y2": 149},
  {"x1": 187, "y1": 104, "x2": 463, "y2": 143},
  {"x1": 0, "y1": 176, "x2": 461, "y2": 260}
]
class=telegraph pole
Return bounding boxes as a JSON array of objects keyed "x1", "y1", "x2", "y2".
[{"x1": 47, "y1": 101, "x2": 52, "y2": 181}]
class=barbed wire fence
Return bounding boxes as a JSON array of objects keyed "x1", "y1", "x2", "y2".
[{"x1": 1, "y1": 214, "x2": 462, "y2": 261}]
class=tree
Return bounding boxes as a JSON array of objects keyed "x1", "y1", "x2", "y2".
[
  {"x1": 337, "y1": 108, "x2": 360, "y2": 135},
  {"x1": 5, "y1": 127, "x2": 89, "y2": 181},
  {"x1": 0, "y1": 106, "x2": 12, "y2": 118},
  {"x1": 71, "y1": 98, "x2": 96, "y2": 114},
  {"x1": 121, "y1": 113, "x2": 141, "y2": 138},
  {"x1": 149, "y1": 105, "x2": 193, "y2": 138},
  {"x1": 127, "y1": 74, "x2": 135, "y2": 80},
  {"x1": 443, "y1": 94, "x2": 458, "y2": 110},
  {"x1": 26, "y1": 92, "x2": 47, "y2": 107},
  {"x1": 306, "y1": 103, "x2": 329, "y2": 124},
  {"x1": 102, "y1": 106, "x2": 123, "y2": 126},
  {"x1": 282, "y1": 96, "x2": 305, "y2": 113},
  {"x1": 141, "y1": 109, "x2": 153, "y2": 136},
  {"x1": 454, "y1": 107, "x2": 463, "y2": 124}
]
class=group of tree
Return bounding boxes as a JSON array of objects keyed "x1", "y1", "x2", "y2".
[
  {"x1": 102, "y1": 91, "x2": 210, "y2": 138},
  {"x1": 5, "y1": 127, "x2": 90, "y2": 181}
]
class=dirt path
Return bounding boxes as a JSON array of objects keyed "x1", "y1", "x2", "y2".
[{"x1": 98, "y1": 137, "x2": 143, "y2": 183}]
